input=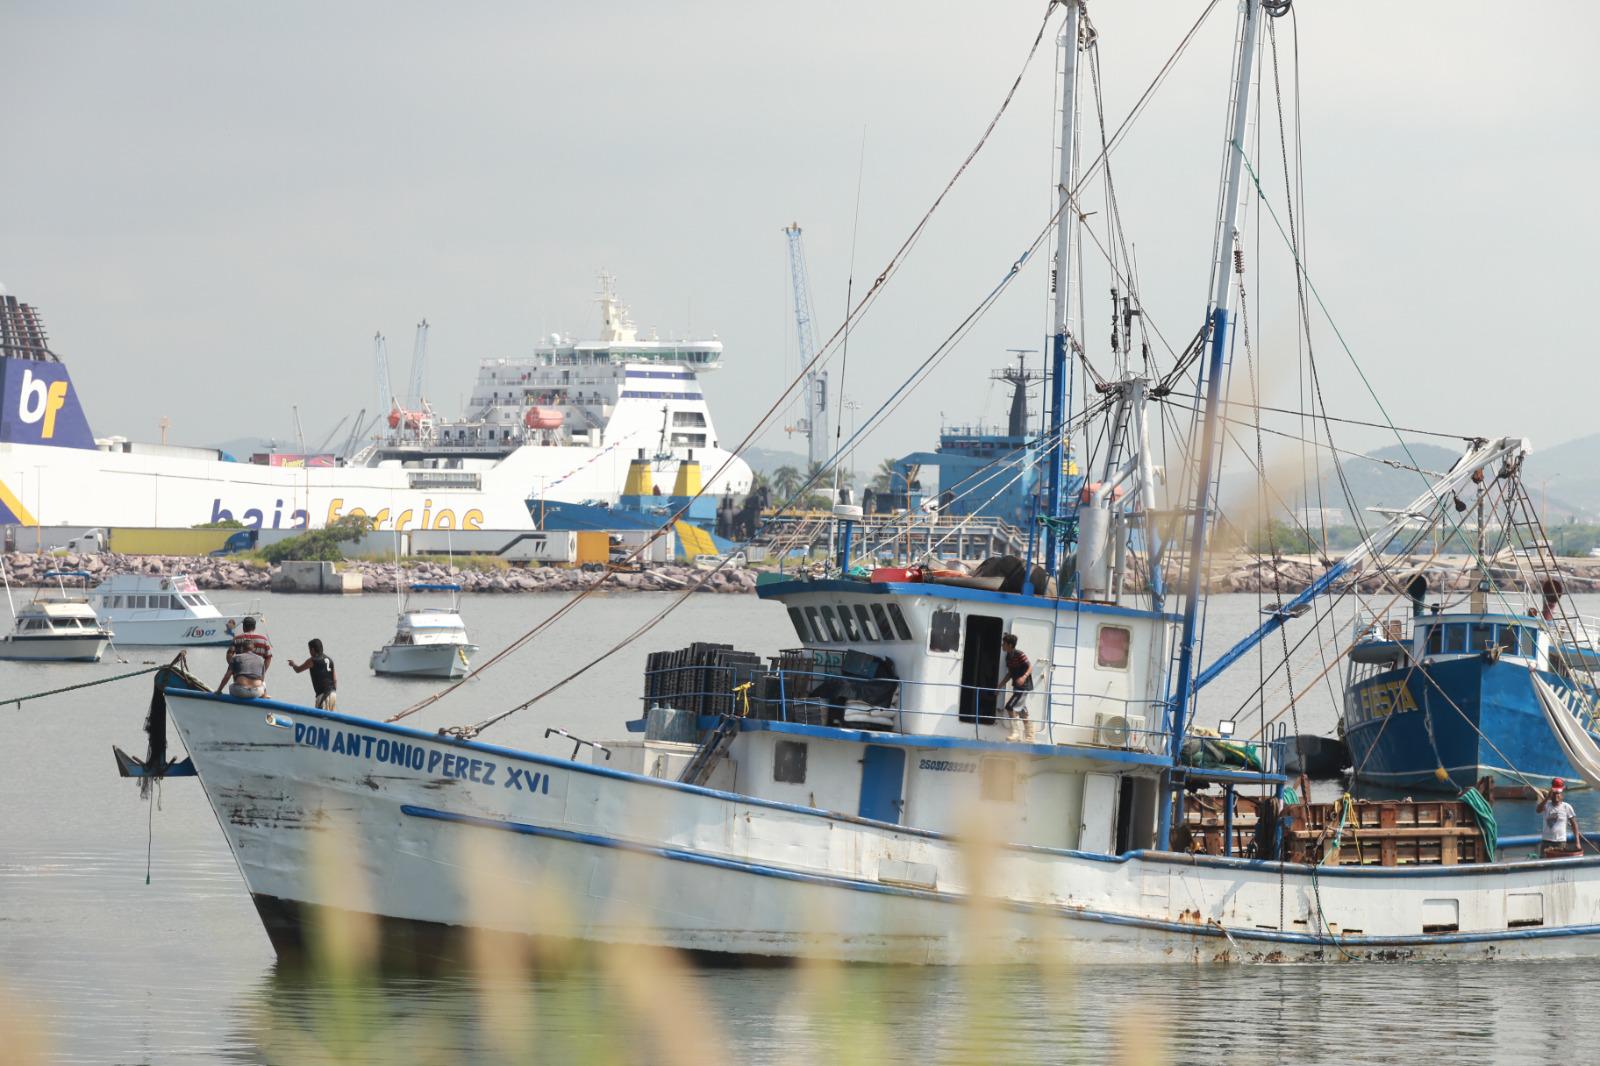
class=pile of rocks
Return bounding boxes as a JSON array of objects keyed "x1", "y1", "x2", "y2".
[
  {"x1": 1205, "y1": 554, "x2": 1600, "y2": 595},
  {"x1": 0, "y1": 552, "x2": 760, "y2": 595}
]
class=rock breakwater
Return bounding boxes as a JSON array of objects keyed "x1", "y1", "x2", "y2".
[{"x1": 1, "y1": 552, "x2": 760, "y2": 595}]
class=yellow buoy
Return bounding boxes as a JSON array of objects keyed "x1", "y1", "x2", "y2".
[{"x1": 1434, "y1": 766, "x2": 1450, "y2": 783}]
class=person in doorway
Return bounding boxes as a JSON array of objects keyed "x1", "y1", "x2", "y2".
[
  {"x1": 1001, "y1": 632, "x2": 1035, "y2": 742},
  {"x1": 1538, "y1": 778, "x2": 1582, "y2": 857},
  {"x1": 217, "y1": 644, "x2": 267, "y2": 699},
  {"x1": 290, "y1": 638, "x2": 338, "y2": 710},
  {"x1": 230, "y1": 616, "x2": 273, "y2": 681}
]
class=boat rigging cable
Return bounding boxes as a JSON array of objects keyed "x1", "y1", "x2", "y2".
[
  {"x1": 385, "y1": 1, "x2": 1066, "y2": 724},
  {"x1": 831, "y1": 124, "x2": 869, "y2": 506},
  {"x1": 390, "y1": 1, "x2": 1237, "y2": 730}
]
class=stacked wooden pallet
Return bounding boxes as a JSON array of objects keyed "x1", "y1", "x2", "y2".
[{"x1": 1181, "y1": 794, "x2": 1490, "y2": 866}]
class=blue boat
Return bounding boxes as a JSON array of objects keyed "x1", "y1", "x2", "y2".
[{"x1": 1343, "y1": 607, "x2": 1600, "y2": 792}]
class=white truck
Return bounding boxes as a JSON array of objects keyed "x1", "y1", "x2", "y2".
[{"x1": 407, "y1": 529, "x2": 577, "y2": 564}]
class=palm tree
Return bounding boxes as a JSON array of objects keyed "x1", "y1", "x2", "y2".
[
  {"x1": 870, "y1": 457, "x2": 898, "y2": 493},
  {"x1": 771, "y1": 465, "x2": 802, "y2": 502}
]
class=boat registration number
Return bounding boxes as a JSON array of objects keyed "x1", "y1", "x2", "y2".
[{"x1": 1349, "y1": 679, "x2": 1417, "y2": 719}]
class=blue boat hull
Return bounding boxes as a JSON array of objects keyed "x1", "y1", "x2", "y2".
[{"x1": 1344, "y1": 656, "x2": 1589, "y2": 793}]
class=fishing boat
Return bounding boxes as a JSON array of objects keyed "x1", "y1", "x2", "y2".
[
  {"x1": 124, "y1": 1, "x2": 1600, "y2": 965},
  {"x1": 88, "y1": 573, "x2": 249, "y2": 647},
  {"x1": 369, "y1": 583, "x2": 477, "y2": 679},
  {"x1": 1342, "y1": 565, "x2": 1600, "y2": 793},
  {"x1": 0, "y1": 573, "x2": 113, "y2": 662}
]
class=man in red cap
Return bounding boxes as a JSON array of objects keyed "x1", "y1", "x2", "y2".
[{"x1": 1537, "y1": 778, "x2": 1581, "y2": 857}]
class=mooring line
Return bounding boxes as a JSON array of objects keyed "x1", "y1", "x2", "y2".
[{"x1": 2, "y1": 665, "x2": 163, "y2": 709}]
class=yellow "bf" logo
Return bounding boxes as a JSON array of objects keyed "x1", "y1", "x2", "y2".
[{"x1": 18, "y1": 369, "x2": 68, "y2": 439}]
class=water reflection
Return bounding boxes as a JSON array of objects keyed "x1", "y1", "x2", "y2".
[{"x1": 216, "y1": 956, "x2": 1597, "y2": 1066}]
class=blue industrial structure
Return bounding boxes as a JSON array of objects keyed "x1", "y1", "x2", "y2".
[{"x1": 875, "y1": 353, "x2": 1081, "y2": 535}]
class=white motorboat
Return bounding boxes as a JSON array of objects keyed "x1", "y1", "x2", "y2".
[
  {"x1": 89, "y1": 574, "x2": 246, "y2": 647},
  {"x1": 370, "y1": 583, "x2": 477, "y2": 679},
  {"x1": 0, "y1": 574, "x2": 112, "y2": 662}
]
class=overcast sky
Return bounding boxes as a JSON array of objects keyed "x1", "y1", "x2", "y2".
[{"x1": 6, "y1": 1, "x2": 1599, "y2": 475}]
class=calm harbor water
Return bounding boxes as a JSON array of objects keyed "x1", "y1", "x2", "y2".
[{"x1": 3, "y1": 590, "x2": 1598, "y2": 1065}]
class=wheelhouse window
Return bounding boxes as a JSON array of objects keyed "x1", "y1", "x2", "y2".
[
  {"x1": 818, "y1": 605, "x2": 844, "y2": 642},
  {"x1": 1469, "y1": 623, "x2": 1494, "y2": 653},
  {"x1": 870, "y1": 604, "x2": 895, "y2": 641},
  {"x1": 773, "y1": 740, "x2": 808, "y2": 784},
  {"x1": 929, "y1": 609, "x2": 961, "y2": 653},
  {"x1": 1443, "y1": 626, "x2": 1466, "y2": 654},
  {"x1": 1096, "y1": 625, "x2": 1132, "y2": 670},
  {"x1": 804, "y1": 606, "x2": 825, "y2": 643},
  {"x1": 837, "y1": 605, "x2": 861, "y2": 641},
  {"x1": 854, "y1": 604, "x2": 880, "y2": 641},
  {"x1": 885, "y1": 603, "x2": 912, "y2": 641},
  {"x1": 787, "y1": 607, "x2": 811, "y2": 643}
]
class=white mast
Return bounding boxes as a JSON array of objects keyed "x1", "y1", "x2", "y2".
[{"x1": 1042, "y1": 0, "x2": 1083, "y2": 575}]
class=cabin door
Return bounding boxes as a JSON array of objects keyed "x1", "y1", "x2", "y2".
[
  {"x1": 959, "y1": 614, "x2": 1004, "y2": 724},
  {"x1": 1079, "y1": 772, "x2": 1120, "y2": 853},
  {"x1": 858, "y1": 746, "x2": 906, "y2": 824}
]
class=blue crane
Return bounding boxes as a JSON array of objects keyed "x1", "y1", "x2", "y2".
[{"x1": 783, "y1": 223, "x2": 829, "y2": 467}]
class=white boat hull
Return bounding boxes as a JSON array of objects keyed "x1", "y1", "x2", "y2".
[
  {"x1": 166, "y1": 691, "x2": 1600, "y2": 964},
  {"x1": 370, "y1": 642, "x2": 476, "y2": 678},
  {"x1": 99, "y1": 616, "x2": 233, "y2": 647},
  {"x1": 0, "y1": 634, "x2": 109, "y2": 662}
]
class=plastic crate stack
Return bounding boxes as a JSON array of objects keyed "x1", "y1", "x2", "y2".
[{"x1": 643, "y1": 643, "x2": 768, "y2": 720}]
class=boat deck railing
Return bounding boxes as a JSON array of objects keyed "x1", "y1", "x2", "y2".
[{"x1": 641, "y1": 659, "x2": 1213, "y2": 761}]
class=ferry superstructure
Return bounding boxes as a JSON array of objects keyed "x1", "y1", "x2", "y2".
[{"x1": 0, "y1": 279, "x2": 751, "y2": 533}]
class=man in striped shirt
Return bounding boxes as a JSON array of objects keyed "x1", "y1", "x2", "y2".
[
  {"x1": 229, "y1": 616, "x2": 273, "y2": 684},
  {"x1": 1002, "y1": 632, "x2": 1035, "y2": 743}
]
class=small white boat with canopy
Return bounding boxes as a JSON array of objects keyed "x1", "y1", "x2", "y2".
[
  {"x1": 370, "y1": 583, "x2": 477, "y2": 679},
  {"x1": 0, "y1": 571, "x2": 113, "y2": 662}
]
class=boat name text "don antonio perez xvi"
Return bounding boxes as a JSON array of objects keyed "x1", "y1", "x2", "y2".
[{"x1": 289, "y1": 720, "x2": 551, "y2": 793}]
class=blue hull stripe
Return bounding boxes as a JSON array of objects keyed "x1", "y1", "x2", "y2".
[
  {"x1": 172, "y1": 689, "x2": 1600, "y2": 881},
  {"x1": 401, "y1": 804, "x2": 1600, "y2": 950}
]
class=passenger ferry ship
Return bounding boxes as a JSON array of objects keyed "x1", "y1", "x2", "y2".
[{"x1": 0, "y1": 278, "x2": 751, "y2": 533}]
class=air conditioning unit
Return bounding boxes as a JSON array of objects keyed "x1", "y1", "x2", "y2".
[{"x1": 1094, "y1": 712, "x2": 1147, "y2": 750}]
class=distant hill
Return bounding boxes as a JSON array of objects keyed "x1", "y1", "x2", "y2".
[
  {"x1": 1326, "y1": 441, "x2": 1465, "y2": 514},
  {"x1": 1219, "y1": 436, "x2": 1600, "y2": 526},
  {"x1": 1524, "y1": 433, "x2": 1600, "y2": 521},
  {"x1": 740, "y1": 446, "x2": 809, "y2": 477}
]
